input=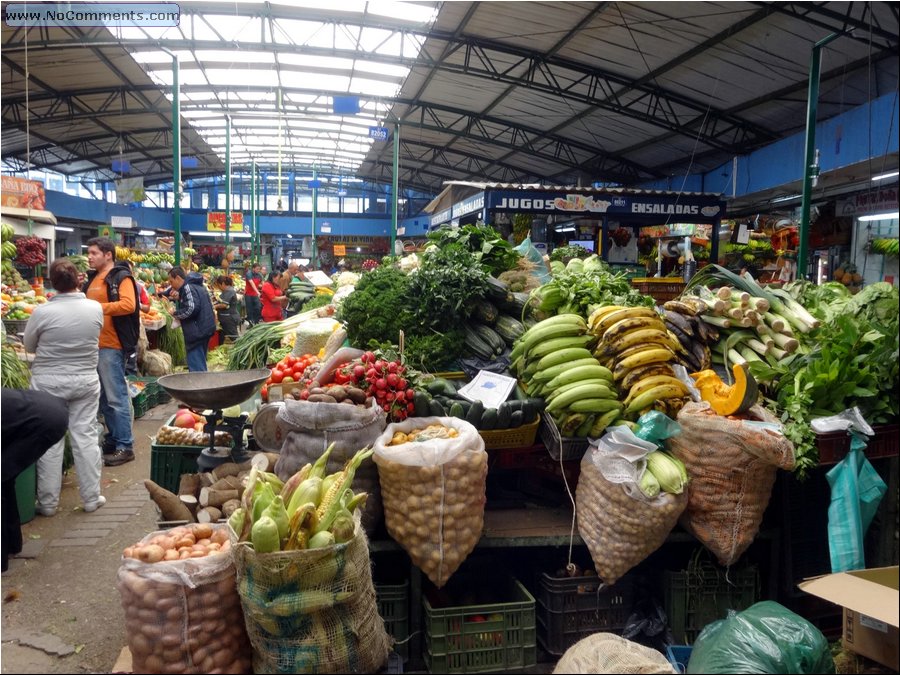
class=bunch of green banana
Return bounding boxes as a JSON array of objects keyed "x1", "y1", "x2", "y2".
[
  {"x1": 870, "y1": 238, "x2": 899, "y2": 257},
  {"x1": 229, "y1": 443, "x2": 373, "y2": 554},
  {"x1": 1, "y1": 223, "x2": 14, "y2": 243},
  {"x1": 662, "y1": 298, "x2": 714, "y2": 373},
  {"x1": 1, "y1": 241, "x2": 16, "y2": 260},
  {"x1": 510, "y1": 314, "x2": 623, "y2": 438},
  {"x1": 588, "y1": 305, "x2": 690, "y2": 419}
]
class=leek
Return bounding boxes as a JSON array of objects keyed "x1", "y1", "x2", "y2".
[
  {"x1": 762, "y1": 312, "x2": 786, "y2": 333},
  {"x1": 746, "y1": 338, "x2": 771, "y2": 356},
  {"x1": 702, "y1": 314, "x2": 732, "y2": 329},
  {"x1": 738, "y1": 345, "x2": 763, "y2": 363}
]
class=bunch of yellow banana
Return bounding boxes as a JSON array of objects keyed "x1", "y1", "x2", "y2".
[
  {"x1": 588, "y1": 305, "x2": 691, "y2": 418},
  {"x1": 510, "y1": 314, "x2": 623, "y2": 438},
  {"x1": 115, "y1": 245, "x2": 131, "y2": 261}
]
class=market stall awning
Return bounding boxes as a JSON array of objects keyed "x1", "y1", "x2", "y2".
[{"x1": 0, "y1": 206, "x2": 57, "y2": 226}]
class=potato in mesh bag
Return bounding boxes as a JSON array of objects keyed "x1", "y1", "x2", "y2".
[{"x1": 374, "y1": 417, "x2": 487, "y2": 588}]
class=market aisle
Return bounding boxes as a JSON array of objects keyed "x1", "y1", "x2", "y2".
[{"x1": 0, "y1": 401, "x2": 172, "y2": 673}]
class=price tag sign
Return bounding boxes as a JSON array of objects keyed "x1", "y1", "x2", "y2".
[{"x1": 333, "y1": 244, "x2": 347, "y2": 257}]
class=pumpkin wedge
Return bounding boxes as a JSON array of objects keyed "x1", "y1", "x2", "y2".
[{"x1": 691, "y1": 362, "x2": 758, "y2": 416}]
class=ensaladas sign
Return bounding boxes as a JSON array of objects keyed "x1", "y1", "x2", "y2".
[{"x1": 486, "y1": 190, "x2": 725, "y2": 223}]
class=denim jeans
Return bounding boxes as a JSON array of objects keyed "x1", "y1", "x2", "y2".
[
  {"x1": 186, "y1": 341, "x2": 209, "y2": 372},
  {"x1": 97, "y1": 348, "x2": 134, "y2": 451},
  {"x1": 245, "y1": 295, "x2": 261, "y2": 325}
]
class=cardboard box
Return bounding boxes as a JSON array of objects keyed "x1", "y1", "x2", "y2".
[{"x1": 799, "y1": 566, "x2": 899, "y2": 670}]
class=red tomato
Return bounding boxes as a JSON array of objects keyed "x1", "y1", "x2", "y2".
[
  {"x1": 283, "y1": 376, "x2": 294, "y2": 384},
  {"x1": 292, "y1": 365, "x2": 305, "y2": 379},
  {"x1": 260, "y1": 384, "x2": 268, "y2": 401},
  {"x1": 270, "y1": 369, "x2": 285, "y2": 384}
]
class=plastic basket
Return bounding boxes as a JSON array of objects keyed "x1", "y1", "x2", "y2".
[
  {"x1": 2, "y1": 318, "x2": 29, "y2": 335},
  {"x1": 128, "y1": 376, "x2": 159, "y2": 407},
  {"x1": 666, "y1": 645, "x2": 693, "y2": 673},
  {"x1": 150, "y1": 443, "x2": 203, "y2": 494},
  {"x1": 424, "y1": 577, "x2": 536, "y2": 674},
  {"x1": 376, "y1": 580, "x2": 410, "y2": 662},
  {"x1": 815, "y1": 423, "x2": 899, "y2": 465},
  {"x1": 539, "y1": 412, "x2": 590, "y2": 462},
  {"x1": 133, "y1": 396, "x2": 149, "y2": 419},
  {"x1": 479, "y1": 416, "x2": 540, "y2": 450},
  {"x1": 664, "y1": 561, "x2": 759, "y2": 644},
  {"x1": 631, "y1": 278, "x2": 686, "y2": 303},
  {"x1": 536, "y1": 573, "x2": 634, "y2": 655}
]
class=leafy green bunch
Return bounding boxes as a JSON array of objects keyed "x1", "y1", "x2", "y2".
[{"x1": 426, "y1": 222, "x2": 519, "y2": 275}]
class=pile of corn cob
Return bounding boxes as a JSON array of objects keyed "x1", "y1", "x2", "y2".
[{"x1": 228, "y1": 443, "x2": 373, "y2": 552}]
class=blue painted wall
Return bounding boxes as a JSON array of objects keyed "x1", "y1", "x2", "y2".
[
  {"x1": 641, "y1": 91, "x2": 899, "y2": 196},
  {"x1": 45, "y1": 189, "x2": 430, "y2": 237}
]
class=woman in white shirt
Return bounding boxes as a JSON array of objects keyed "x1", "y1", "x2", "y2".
[{"x1": 23, "y1": 258, "x2": 106, "y2": 516}]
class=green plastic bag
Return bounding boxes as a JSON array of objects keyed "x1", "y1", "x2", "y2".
[
  {"x1": 825, "y1": 431, "x2": 887, "y2": 573},
  {"x1": 635, "y1": 410, "x2": 681, "y2": 447},
  {"x1": 686, "y1": 601, "x2": 835, "y2": 674}
]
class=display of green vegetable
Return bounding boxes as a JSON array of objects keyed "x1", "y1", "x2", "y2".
[
  {"x1": 1, "y1": 344, "x2": 30, "y2": 389},
  {"x1": 426, "y1": 222, "x2": 519, "y2": 275}
]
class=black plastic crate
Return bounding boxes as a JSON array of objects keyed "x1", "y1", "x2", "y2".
[{"x1": 536, "y1": 573, "x2": 634, "y2": 655}]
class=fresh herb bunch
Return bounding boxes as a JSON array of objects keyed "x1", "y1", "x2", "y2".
[
  {"x1": 337, "y1": 266, "x2": 415, "y2": 350},
  {"x1": 426, "y1": 222, "x2": 519, "y2": 275},
  {"x1": 531, "y1": 257, "x2": 653, "y2": 317},
  {"x1": 549, "y1": 244, "x2": 591, "y2": 263},
  {"x1": 409, "y1": 245, "x2": 489, "y2": 329},
  {"x1": 368, "y1": 328, "x2": 465, "y2": 372},
  {"x1": 750, "y1": 286, "x2": 899, "y2": 477}
]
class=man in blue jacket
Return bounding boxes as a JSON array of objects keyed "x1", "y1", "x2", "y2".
[{"x1": 164, "y1": 267, "x2": 217, "y2": 372}]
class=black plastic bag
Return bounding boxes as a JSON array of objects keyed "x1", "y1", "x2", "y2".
[
  {"x1": 458, "y1": 353, "x2": 511, "y2": 380},
  {"x1": 622, "y1": 597, "x2": 673, "y2": 653}
]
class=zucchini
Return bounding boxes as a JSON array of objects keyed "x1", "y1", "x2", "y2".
[
  {"x1": 480, "y1": 408, "x2": 498, "y2": 430},
  {"x1": 494, "y1": 315, "x2": 526, "y2": 344},
  {"x1": 509, "y1": 410, "x2": 524, "y2": 428},
  {"x1": 512, "y1": 384, "x2": 528, "y2": 401},
  {"x1": 429, "y1": 400, "x2": 447, "y2": 417},
  {"x1": 413, "y1": 392, "x2": 431, "y2": 417},
  {"x1": 522, "y1": 399, "x2": 537, "y2": 422},
  {"x1": 464, "y1": 329, "x2": 495, "y2": 360},
  {"x1": 434, "y1": 395, "x2": 457, "y2": 409},
  {"x1": 449, "y1": 402, "x2": 466, "y2": 420},
  {"x1": 486, "y1": 277, "x2": 510, "y2": 303},
  {"x1": 500, "y1": 291, "x2": 532, "y2": 317},
  {"x1": 473, "y1": 300, "x2": 499, "y2": 325},
  {"x1": 497, "y1": 402, "x2": 512, "y2": 429},
  {"x1": 465, "y1": 400, "x2": 484, "y2": 429},
  {"x1": 472, "y1": 324, "x2": 506, "y2": 354},
  {"x1": 425, "y1": 378, "x2": 458, "y2": 397}
]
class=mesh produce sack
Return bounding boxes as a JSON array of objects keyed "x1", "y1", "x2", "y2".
[
  {"x1": 115, "y1": 526, "x2": 252, "y2": 674},
  {"x1": 275, "y1": 398, "x2": 385, "y2": 533},
  {"x1": 667, "y1": 401, "x2": 795, "y2": 566},
  {"x1": 576, "y1": 427, "x2": 687, "y2": 585},
  {"x1": 142, "y1": 349, "x2": 173, "y2": 376},
  {"x1": 552, "y1": 632, "x2": 676, "y2": 674},
  {"x1": 233, "y1": 516, "x2": 390, "y2": 674},
  {"x1": 373, "y1": 417, "x2": 487, "y2": 588}
]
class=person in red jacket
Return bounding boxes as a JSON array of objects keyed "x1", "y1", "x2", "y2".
[{"x1": 260, "y1": 271, "x2": 288, "y2": 322}]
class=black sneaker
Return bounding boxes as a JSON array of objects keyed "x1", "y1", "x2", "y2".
[{"x1": 104, "y1": 449, "x2": 135, "y2": 467}]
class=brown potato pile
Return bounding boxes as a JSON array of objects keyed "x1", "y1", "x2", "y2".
[
  {"x1": 576, "y1": 458, "x2": 686, "y2": 585},
  {"x1": 156, "y1": 426, "x2": 233, "y2": 447},
  {"x1": 116, "y1": 525, "x2": 252, "y2": 674},
  {"x1": 376, "y1": 446, "x2": 487, "y2": 588}
]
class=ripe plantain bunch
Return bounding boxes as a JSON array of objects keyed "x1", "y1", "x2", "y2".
[{"x1": 587, "y1": 305, "x2": 693, "y2": 419}]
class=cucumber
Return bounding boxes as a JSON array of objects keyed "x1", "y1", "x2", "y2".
[
  {"x1": 449, "y1": 402, "x2": 466, "y2": 420},
  {"x1": 480, "y1": 408, "x2": 498, "y2": 430},
  {"x1": 429, "y1": 400, "x2": 447, "y2": 417},
  {"x1": 434, "y1": 395, "x2": 457, "y2": 409},
  {"x1": 497, "y1": 402, "x2": 512, "y2": 429},
  {"x1": 466, "y1": 400, "x2": 484, "y2": 429},
  {"x1": 413, "y1": 392, "x2": 431, "y2": 418},
  {"x1": 509, "y1": 410, "x2": 524, "y2": 428},
  {"x1": 426, "y1": 378, "x2": 458, "y2": 398},
  {"x1": 512, "y1": 384, "x2": 528, "y2": 401},
  {"x1": 522, "y1": 399, "x2": 537, "y2": 422}
]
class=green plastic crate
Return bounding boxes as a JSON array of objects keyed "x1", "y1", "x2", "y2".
[
  {"x1": 150, "y1": 443, "x2": 203, "y2": 494},
  {"x1": 128, "y1": 376, "x2": 159, "y2": 407},
  {"x1": 424, "y1": 578, "x2": 536, "y2": 674},
  {"x1": 376, "y1": 580, "x2": 410, "y2": 662},
  {"x1": 664, "y1": 561, "x2": 759, "y2": 644},
  {"x1": 133, "y1": 396, "x2": 149, "y2": 419}
]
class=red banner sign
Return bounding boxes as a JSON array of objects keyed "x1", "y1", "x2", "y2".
[
  {"x1": 1, "y1": 176, "x2": 46, "y2": 210},
  {"x1": 207, "y1": 212, "x2": 244, "y2": 232}
]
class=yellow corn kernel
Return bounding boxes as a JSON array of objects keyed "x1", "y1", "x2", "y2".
[{"x1": 315, "y1": 470, "x2": 345, "y2": 521}]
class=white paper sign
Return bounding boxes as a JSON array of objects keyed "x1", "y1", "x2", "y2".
[
  {"x1": 302, "y1": 270, "x2": 334, "y2": 286},
  {"x1": 456, "y1": 370, "x2": 516, "y2": 410}
]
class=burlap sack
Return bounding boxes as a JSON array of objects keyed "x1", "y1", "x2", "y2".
[
  {"x1": 373, "y1": 417, "x2": 487, "y2": 588},
  {"x1": 274, "y1": 398, "x2": 385, "y2": 533},
  {"x1": 553, "y1": 633, "x2": 676, "y2": 674},
  {"x1": 233, "y1": 516, "x2": 391, "y2": 674},
  {"x1": 577, "y1": 451, "x2": 687, "y2": 585},
  {"x1": 668, "y1": 401, "x2": 795, "y2": 566},
  {"x1": 115, "y1": 527, "x2": 252, "y2": 674},
  {"x1": 142, "y1": 349, "x2": 173, "y2": 376}
]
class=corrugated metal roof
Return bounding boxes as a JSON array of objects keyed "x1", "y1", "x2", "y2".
[{"x1": 1, "y1": 1, "x2": 896, "y2": 198}]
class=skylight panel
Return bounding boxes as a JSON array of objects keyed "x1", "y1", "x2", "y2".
[
  {"x1": 203, "y1": 69, "x2": 280, "y2": 86},
  {"x1": 349, "y1": 77, "x2": 402, "y2": 97}
]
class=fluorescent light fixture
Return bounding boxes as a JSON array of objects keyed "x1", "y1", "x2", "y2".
[
  {"x1": 771, "y1": 194, "x2": 802, "y2": 203},
  {"x1": 356, "y1": 247, "x2": 361, "y2": 252},
  {"x1": 871, "y1": 170, "x2": 899, "y2": 182},
  {"x1": 138, "y1": 229, "x2": 156, "y2": 236},
  {"x1": 557, "y1": 227, "x2": 576, "y2": 233},
  {"x1": 858, "y1": 212, "x2": 899, "y2": 222},
  {"x1": 81, "y1": 244, "x2": 88, "y2": 249},
  {"x1": 54, "y1": 226, "x2": 74, "y2": 232},
  {"x1": 188, "y1": 231, "x2": 221, "y2": 237},
  {"x1": 286, "y1": 233, "x2": 293, "y2": 239}
]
